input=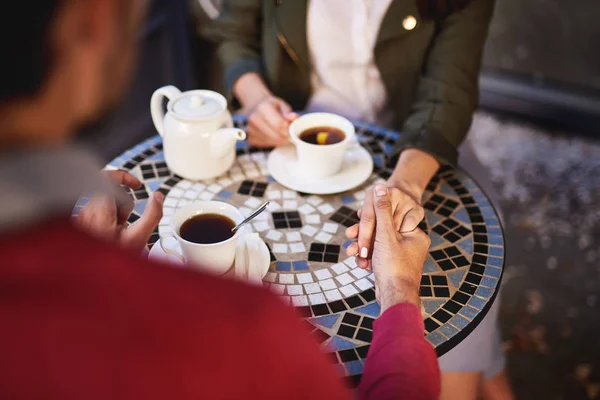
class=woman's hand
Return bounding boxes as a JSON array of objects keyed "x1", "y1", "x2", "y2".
[{"x1": 75, "y1": 170, "x2": 163, "y2": 252}]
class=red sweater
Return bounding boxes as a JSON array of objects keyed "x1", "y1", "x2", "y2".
[{"x1": 0, "y1": 218, "x2": 439, "y2": 399}]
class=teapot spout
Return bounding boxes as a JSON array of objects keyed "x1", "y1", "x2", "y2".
[{"x1": 211, "y1": 128, "x2": 247, "y2": 159}]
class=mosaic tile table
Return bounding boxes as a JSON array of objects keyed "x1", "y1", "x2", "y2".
[{"x1": 108, "y1": 115, "x2": 505, "y2": 386}]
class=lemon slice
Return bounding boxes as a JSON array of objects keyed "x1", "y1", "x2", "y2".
[{"x1": 316, "y1": 132, "x2": 329, "y2": 145}]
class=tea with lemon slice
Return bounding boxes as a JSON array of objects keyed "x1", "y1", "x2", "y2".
[{"x1": 298, "y1": 126, "x2": 345, "y2": 145}]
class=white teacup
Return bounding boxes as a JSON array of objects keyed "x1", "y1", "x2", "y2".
[
  {"x1": 289, "y1": 112, "x2": 356, "y2": 179},
  {"x1": 160, "y1": 201, "x2": 244, "y2": 275}
]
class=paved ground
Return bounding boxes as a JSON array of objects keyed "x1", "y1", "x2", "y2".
[{"x1": 468, "y1": 113, "x2": 600, "y2": 399}]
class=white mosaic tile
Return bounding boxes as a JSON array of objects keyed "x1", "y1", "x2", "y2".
[
  {"x1": 229, "y1": 166, "x2": 242, "y2": 174},
  {"x1": 315, "y1": 232, "x2": 333, "y2": 243},
  {"x1": 300, "y1": 225, "x2": 318, "y2": 237},
  {"x1": 309, "y1": 293, "x2": 327, "y2": 305},
  {"x1": 159, "y1": 216, "x2": 171, "y2": 226},
  {"x1": 287, "y1": 285, "x2": 303, "y2": 295},
  {"x1": 344, "y1": 257, "x2": 358, "y2": 269},
  {"x1": 251, "y1": 152, "x2": 266, "y2": 161},
  {"x1": 279, "y1": 274, "x2": 294, "y2": 284},
  {"x1": 272, "y1": 243, "x2": 288, "y2": 253},
  {"x1": 163, "y1": 197, "x2": 178, "y2": 207},
  {"x1": 314, "y1": 269, "x2": 333, "y2": 280},
  {"x1": 354, "y1": 191, "x2": 366, "y2": 200},
  {"x1": 239, "y1": 207, "x2": 253, "y2": 217},
  {"x1": 351, "y1": 268, "x2": 370, "y2": 279},
  {"x1": 178, "y1": 199, "x2": 190, "y2": 206},
  {"x1": 268, "y1": 201, "x2": 281, "y2": 211},
  {"x1": 289, "y1": 242, "x2": 306, "y2": 253},
  {"x1": 244, "y1": 197, "x2": 262, "y2": 208},
  {"x1": 253, "y1": 221, "x2": 270, "y2": 232},
  {"x1": 254, "y1": 212, "x2": 269, "y2": 221},
  {"x1": 270, "y1": 284, "x2": 285, "y2": 295},
  {"x1": 304, "y1": 283, "x2": 321, "y2": 294},
  {"x1": 298, "y1": 204, "x2": 316, "y2": 215},
  {"x1": 322, "y1": 223, "x2": 339, "y2": 234},
  {"x1": 264, "y1": 272, "x2": 277, "y2": 283},
  {"x1": 283, "y1": 200, "x2": 298, "y2": 209},
  {"x1": 324, "y1": 289, "x2": 343, "y2": 302},
  {"x1": 286, "y1": 232, "x2": 302, "y2": 242},
  {"x1": 318, "y1": 203, "x2": 336, "y2": 214},
  {"x1": 335, "y1": 273, "x2": 354, "y2": 286},
  {"x1": 169, "y1": 188, "x2": 184, "y2": 197},
  {"x1": 305, "y1": 214, "x2": 321, "y2": 224},
  {"x1": 259, "y1": 165, "x2": 269, "y2": 175},
  {"x1": 191, "y1": 183, "x2": 205, "y2": 191},
  {"x1": 198, "y1": 192, "x2": 214, "y2": 201},
  {"x1": 178, "y1": 181, "x2": 192, "y2": 189},
  {"x1": 158, "y1": 225, "x2": 172, "y2": 235},
  {"x1": 245, "y1": 168, "x2": 260, "y2": 178},
  {"x1": 162, "y1": 207, "x2": 174, "y2": 216},
  {"x1": 355, "y1": 278, "x2": 374, "y2": 291},
  {"x1": 183, "y1": 190, "x2": 199, "y2": 200},
  {"x1": 267, "y1": 190, "x2": 282, "y2": 200},
  {"x1": 231, "y1": 172, "x2": 245, "y2": 182},
  {"x1": 332, "y1": 263, "x2": 350, "y2": 275},
  {"x1": 217, "y1": 177, "x2": 233, "y2": 186},
  {"x1": 292, "y1": 295, "x2": 309, "y2": 307},
  {"x1": 307, "y1": 196, "x2": 323, "y2": 206},
  {"x1": 296, "y1": 272, "x2": 314, "y2": 284},
  {"x1": 283, "y1": 190, "x2": 296, "y2": 199},
  {"x1": 207, "y1": 184, "x2": 222, "y2": 193},
  {"x1": 339, "y1": 284, "x2": 359, "y2": 297},
  {"x1": 266, "y1": 230, "x2": 283, "y2": 241},
  {"x1": 367, "y1": 273, "x2": 375, "y2": 282},
  {"x1": 319, "y1": 278, "x2": 337, "y2": 291}
]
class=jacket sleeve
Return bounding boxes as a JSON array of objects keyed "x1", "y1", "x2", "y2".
[
  {"x1": 394, "y1": 0, "x2": 495, "y2": 166},
  {"x1": 202, "y1": 0, "x2": 264, "y2": 100},
  {"x1": 358, "y1": 303, "x2": 441, "y2": 400}
]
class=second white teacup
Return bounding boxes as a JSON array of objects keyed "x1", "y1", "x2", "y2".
[
  {"x1": 289, "y1": 112, "x2": 355, "y2": 180},
  {"x1": 160, "y1": 201, "x2": 244, "y2": 275}
]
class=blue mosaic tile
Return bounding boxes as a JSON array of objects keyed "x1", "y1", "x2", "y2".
[
  {"x1": 488, "y1": 227, "x2": 502, "y2": 236},
  {"x1": 293, "y1": 260, "x2": 310, "y2": 271},
  {"x1": 147, "y1": 152, "x2": 165, "y2": 162},
  {"x1": 472, "y1": 191, "x2": 487, "y2": 200},
  {"x1": 372, "y1": 155, "x2": 384, "y2": 168},
  {"x1": 423, "y1": 299, "x2": 445, "y2": 315},
  {"x1": 341, "y1": 195, "x2": 355, "y2": 205},
  {"x1": 345, "y1": 360, "x2": 364, "y2": 375},
  {"x1": 480, "y1": 207, "x2": 496, "y2": 217},
  {"x1": 276, "y1": 262, "x2": 291, "y2": 272},
  {"x1": 267, "y1": 176, "x2": 276, "y2": 183},
  {"x1": 311, "y1": 314, "x2": 340, "y2": 329},
  {"x1": 236, "y1": 141, "x2": 249, "y2": 150},
  {"x1": 384, "y1": 143, "x2": 394, "y2": 154},
  {"x1": 485, "y1": 217, "x2": 500, "y2": 227},
  {"x1": 218, "y1": 190, "x2": 233, "y2": 200},
  {"x1": 107, "y1": 158, "x2": 124, "y2": 168},
  {"x1": 488, "y1": 257, "x2": 503, "y2": 267},
  {"x1": 458, "y1": 305, "x2": 478, "y2": 320},
  {"x1": 468, "y1": 296, "x2": 486, "y2": 310},
  {"x1": 355, "y1": 302, "x2": 381, "y2": 317},
  {"x1": 146, "y1": 180, "x2": 161, "y2": 192},
  {"x1": 465, "y1": 181, "x2": 478, "y2": 190},
  {"x1": 453, "y1": 208, "x2": 470, "y2": 225},
  {"x1": 148, "y1": 135, "x2": 162, "y2": 145},
  {"x1": 489, "y1": 247, "x2": 504, "y2": 257},
  {"x1": 426, "y1": 331, "x2": 446, "y2": 347},
  {"x1": 488, "y1": 235, "x2": 503, "y2": 246},
  {"x1": 133, "y1": 200, "x2": 147, "y2": 216},
  {"x1": 426, "y1": 212, "x2": 444, "y2": 227},
  {"x1": 439, "y1": 182, "x2": 456, "y2": 197},
  {"x1": 476, "y1": 286, "x2": 494, "y2": 299},
  {"x1": 329, "y1": 336, "x2": 357, "y2": 351},
  {"x1": 429, "y1": 232, "x2": 446, "y2": 249},
  {"x1": 423, "y1": 257, "x2": 438, "y2": 273},
  {"x1": 485, "y1": 266, "x2": 502, "y2": 278},
  {"x1": 449, "y1": 314, "x2": 469, "y2": 330},
  {"x1": 438, "y1": 323, "x2": 460, "y2": 339},
  {"x1": 448, "y1": 270, "x2": 467, "y2": 289},
  {"x1": 457, "y1": 237, "x2": 473, "y2": 254},
  {"x1": 342, "y1": 239, "x2": 355, "y2": 249}
]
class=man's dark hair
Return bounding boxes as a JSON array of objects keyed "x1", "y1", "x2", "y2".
[{"x1": 0, "y1": 2, "x2": 61, "y2": 101}]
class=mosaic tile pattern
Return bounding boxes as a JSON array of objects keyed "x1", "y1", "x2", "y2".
[{"x1": 108, "y1": 116, "x2": 505, "y2": 386}]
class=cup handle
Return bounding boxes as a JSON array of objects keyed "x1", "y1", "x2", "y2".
[
  {"x1": 159, "y1": 234, "x2": 185, "y2": 263},
  {"x1": 150, "y1": 85, "x2": 182, "y2": 136}
]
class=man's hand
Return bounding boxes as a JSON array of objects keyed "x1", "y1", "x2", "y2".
[
  {"x1": 76, "y1": 170, "x2": 163, "y2": 252},
  {"x1": 369, "y1": 184, "x2": 430, "y2": 311},
  {"x1": 345, "y1": 184, "x2": 424, "y2": 269},
  {"x1": 246, "y1": 95, "x2": 298, "y2": 148}
]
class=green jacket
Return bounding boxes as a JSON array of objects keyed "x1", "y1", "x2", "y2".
[{"x1": 204, "y1": 0, "x2": 494, "y2": 166}]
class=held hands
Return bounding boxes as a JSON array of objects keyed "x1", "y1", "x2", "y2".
[
  {"x1": 75, "y1": 170, "x2": 163, "y2": 252},
  {"x1": 246, "y1": 95, "x2": 298, "y2": 148},
  {"x1": 364, "y1": 184, "x2": 430, "y2": 310}
]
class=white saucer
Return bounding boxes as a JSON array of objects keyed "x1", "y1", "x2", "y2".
[
  {"x1": 267, "y1": 145, "x2": 374, "y2": 195},
  {"x1": 148, "y1": 236, "x2": 271, "y2": 281}
]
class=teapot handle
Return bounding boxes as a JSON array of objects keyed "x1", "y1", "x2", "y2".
[{"x1": 150, "y1": 85, "x2": 182, "y2": 136}]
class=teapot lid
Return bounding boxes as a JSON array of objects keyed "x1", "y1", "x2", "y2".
[{"x1": 171, "y1": 91, "x2": 225, "y2": 119}]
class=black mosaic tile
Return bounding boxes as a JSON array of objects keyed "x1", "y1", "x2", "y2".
[
  {"x1": 431, "y1": 275, "x2": 447, "y2": 285},
  {"x1": 420, "y1": 286, "x2": 433, "y2": 297},
  {"x1": 443, "y1": 246, "x2": 461, "y2": 258},
  {"x1": 444, "y1": 199, "x2": 459, "y2": 209},
  {"x1": 157, "y1": 169, "x2": 171, "y2": 177},
  {"x1": 455, "y1": 226, "x2": 471, "y2": 237},
  {"x1": 438, "y1": 207, "x2": 453, "y2": 217},
  {"x1": 443, "y1": 300, "x2": 462, "y2": 313},
  {"x1": 356, "y1": 345, "x2": 370, "y2": 359},
  {"x1": 421, "y1": 275, "x2": 431, "y2": 285},
  {"x1": 424, "y1": 318, "x2": 440, "y2": 333},
  {"x1": 163, "y1": 178, "x2": 180, "y2": 187},
  {"x1": 140, "y1": 164, "x2": 153, "y2": 172},
  {"x1": 356, "y1": 329, "x2": 373, "y2": 342},
  {"x1": 337, "y1": 324, "x2": 356, "y2": 339},
  {"x1": 430, "y1": 194, "x2": 445, "y2": 204},
  {"x1": 311, "y1": 304, "x2": 330, "y2": 316},
  {"x1": 361, "y1": 317, "x2": 374, "y2": 330},
  {"x1": 470, "y1": 263, "x2": 485, "y2": 275},
  {"x1": 359, "y1": 289, "x2": 376, "y2": 302},
  {"x1": 296, "y1": 306, "x2": 312, "y2": 318},
  {"x1": 433, "y1": 309, "x2": 453, "y2": 323},
  {"x1": 237, "y1": 180, "x2": 268, "y2": 197},
  {"x1": 345, "y1": 295, "x2": 364, "y2": 308},
  {"x1": 474, "y1": 244, "x2": 489, "y2": 254},
  {"x1": 342, "y1": 313, "x2": 360, "y2": 326},
  {"x1": 155, "y1": 161, "x2": 168, "y2": 169},
  {"x1": 308, "y1": 243, "x2": 340, "y2": 263},
  {"x1": 443, "y1": 219, "x2": 459, "y2": 229},
  {"x1": 465, "y1": 273, "x2": 482, "y2": 285},
  {"x1": 454, "y1": 256, "x2": 469, "y2": 267},
  {"x1": 472, "y1": 254, "x2": 487, "y2": 264},
  {"x1": 142, "y1": 149, "x2": 155, "y2": 157},
  {"x1": 133, "y1": 188, "x2": 149, "y2": 200},
  {"x1": 438, "y1": 259, "x2": 456, "y2": 271},
  {"x1": 433, "y1": 225, "x2": 449, "y2": 236},
  {"x1": 452, "y1": 291, "x2": 471, "y2": 305},
  {"x1": 122, "y1": 161, "x2": 135, "y2": 169},
  {"x1": 444, "y1": 231, "x2": 461, "y2": 243},
  {"x1": 339, "y1": 349, "x2": 359, "y2": 362},
  {"x1": 472, "y1": 224, "x2": 487, "y2": 233},
  {"x1": 460, "y1": 282, "x2": 477, "y2": 295},
  {"x1": 430, "y1": 250, "x2": 446, "y2": 260},
  {"x1": 330, "y1": 206, "x2": 360, "y2": 228},
  {"x1": 329, "y1": 300, "x2": 347, "y2": 313},
  {"x1": 271, "y1": 211, "x2": 303, "y2": 229},
  {"x1": 433, "y1": 287, "x2": 450, "y2": 297}
]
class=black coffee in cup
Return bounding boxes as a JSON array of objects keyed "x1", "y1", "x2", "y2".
[
  {"x1": 299, "y1": 126, "x2": 345, "y2": 145},
  {"x1": 180, "y1": 213, "x2": 236, "y2": 244}
]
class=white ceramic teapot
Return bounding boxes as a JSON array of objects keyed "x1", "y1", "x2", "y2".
[{"x1": 150, "y1": 86, "x2": 246, "y2": 181}]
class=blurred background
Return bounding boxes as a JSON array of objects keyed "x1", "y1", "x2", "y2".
[{"x1": 77, "y1": 0, "x2": 600, "y2": 398}]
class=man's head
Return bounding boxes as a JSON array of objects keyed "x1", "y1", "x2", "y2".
[{"x1": 0, "y1": 0, "x2": 146, "y2": 146}]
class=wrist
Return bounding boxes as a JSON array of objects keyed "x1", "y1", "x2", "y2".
[
  {"x1": 387, "y1": 148, "x2": 440, "y2": 201},
  {"x1": 378, "y1": 277, "x2": 421, "y2": 312},
  {"x1": 233, "y1": 72, "x2": 272, "y2": 111}
]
